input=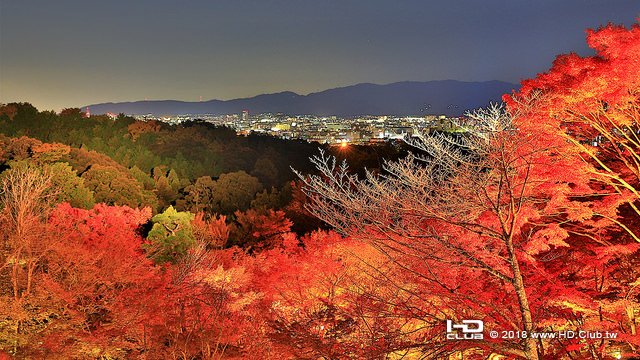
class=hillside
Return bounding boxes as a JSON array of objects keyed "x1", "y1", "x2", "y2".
[{"x1": 84, "y1": 80, "x2": 517, "y2": 116}]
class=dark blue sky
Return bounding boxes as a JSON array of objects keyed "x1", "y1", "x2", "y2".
[{"x1": 1, "y1": 1, "x2": 638, "y2": 111}]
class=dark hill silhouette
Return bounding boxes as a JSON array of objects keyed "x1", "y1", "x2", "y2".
[{"x1": 85, "y1": 80, "x2": 517, "y2": 116}]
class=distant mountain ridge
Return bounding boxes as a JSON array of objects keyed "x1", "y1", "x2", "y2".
[{"x1": 84, "y1": 80, "x2": 517, "y2": 117}]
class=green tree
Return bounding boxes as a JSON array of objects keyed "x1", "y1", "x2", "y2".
[
  {"x1": 47, "y1": 162, "x2": 95, "y2": 209},
  {"x1": 211, "y1": 171, "x2": 262, "y2": 215},
  {"x1": 183, "y1": 176, "x2": 216, "y2": 214},
  {"x1": 250, "y1": 186, "x2": 290, "y2": 210},
  {"x1": 81, "y1": 164, "x2": 156, "y2": 209},
  {"x1": 129, "y1": 165, "x2": 155, "y2": 190},
  {"x1": 155, "y1": 175, "x2": 178, "y2": 209},
  {"x1": 145, "y1": 206, "x2": 195, "y2": 264},
  {"x1": 0, "y1": 137, "x2": 94, "y2": 209},
  {"x1": 166, "y1": 168, "x2": 182, "y2": 192},
  {"x1": 252, "y1": 156, "x2": 279, "y2": 187}
]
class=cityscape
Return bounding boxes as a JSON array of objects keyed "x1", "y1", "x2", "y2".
[{"x1": 133, "y1": 110, "x2": 460, "y2": 145}]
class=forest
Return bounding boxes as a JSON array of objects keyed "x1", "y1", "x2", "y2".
[{"x1": 1, "y1": 23, "x2": 640, "y2": 359}]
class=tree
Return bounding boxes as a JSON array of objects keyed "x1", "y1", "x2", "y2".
[
  {"x1": 81, "y1": 164, "x2": 157, "y2": 209},
  {"x1": 283, "y1": 180, "x2": 325, "y2": 235},
  {"x1": 0, "y1": 103, "x2": 39, "y2": 137},
  {"x1": 46, "y1": 162, "x2": 95, "y2": 209},
  {"x1": 143, "y1": 248, "x2": 268, "y2": 359},
  {"x1": 166, "y1": 168, "x2": 182, "y2": 191},
  {"x1": 211, "y1": 171, "x2": 263, "y2": 215},
  {"x1": 36, "y1": 204, "x2": 164, "y2": 358},
  {"x1": 229, "y1": 209, "x2": 293, "y2": 253},
  {"x1": 298, "y1": 104, "x2": 598, "y2": 359},
  {"x1": 145, "y1": 206, "x2": 196, "y2": 264},
  {"x1": 30, "y1": 142, "x2": 71, "y2": 163},
  {"x1": 155, "y1": 174, "x2": 178, "y2": 208},
  {"x1": 192, "y1": 212, "x2": 229, "y2": 249},
  {"x1": 505, "y1": 23, "x2": 640, "y2": 242},
  {"x1": 150, "y1": 167, "x2": 183, "y2": 209},
  {"x1": 127, "y1": 120, "x2": 163, "y2": 141},
  {"x1": 256, "y1": 230, "x2": 393, "y2": 359},
  {"x1": 129, "y1": 165, "x2": 155, "y2": 190},
  {"x1": 183, "y1": 176, "x2": 217, "y2": 214},
  {"x1": 0, "y1": 103, "x2": 18, "y2": 121},
  {"x1": 0, "y1": 164, "x2": 55, "y2": 302},
  {"x1": 1, "y1": 136, "x2": 42, "y2": 161},
  {"x1": 0, "y1": 164, "x2": 56, "y2": 355},
  {"x1": 505, "y1": 22, "x2": 640, "y2": 356},
  {"x1": 251, "y1": 186, "x2": 291, "y2": 211},
  {"x1": 252, "y1": 156, "x2": 279, "y2": 187}
]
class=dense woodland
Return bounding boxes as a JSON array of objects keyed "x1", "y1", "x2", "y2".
[
  {"x1": 1, "y1": 23, "x2": 640, "y2": 359},
  {"x1": 0, "y1": 104, "x2": 404, "y2": 237}
]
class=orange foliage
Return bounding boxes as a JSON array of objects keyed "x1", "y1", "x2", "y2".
[
  {"x1": 127, "y1": 120, "x2": 163, "y2": 141},
  {"x1": 506, "y1": 22, "x2": 640, "y2": 354},
  {"x1": 192, "y1": 212, "x2": 231, "y2": 249}
]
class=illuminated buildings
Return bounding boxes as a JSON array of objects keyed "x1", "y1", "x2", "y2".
[{"x1": 134, "y1": 112, "x2": 461, "y2": 145}]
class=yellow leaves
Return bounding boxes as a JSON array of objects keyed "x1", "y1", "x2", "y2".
[
  {"x1": 5, "y1": 256, "x2": 27, "y2": 266},
  {"x1": 199, "y1": 265, "x2": 262, "y2": 313},
  {"x1": 201, "y1": 265, "x2": 250, "y2": 291},
  {"x1": 536, "y1": 318, "x2": 572, "y2": 329},
  {"x1": 398, "y1": 318, "x2": 429, "y2": 335},
  {"x1": 552, "y1": 299, "x2": 598, "y2": 315},
  {"x1": 628, "y1": 277, "x2": 640, "y2": 288},
  {"x1": 77, "y1": 344, "x2": 125, "y2": 360},
  {"x1": 229, "y1": 291, "x2": 261, "y2": 312},
  {"x1": 386, "y1": 348, "x2": 427, "y2": 359}
]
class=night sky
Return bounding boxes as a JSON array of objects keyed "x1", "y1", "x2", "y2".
[{"x1": 1, "y1": 1, "x2": 638, "y2": 111}]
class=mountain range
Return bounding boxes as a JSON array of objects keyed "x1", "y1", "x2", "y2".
[{"x1": 84, "y1": 80, "x2": 517, "y2": 117}]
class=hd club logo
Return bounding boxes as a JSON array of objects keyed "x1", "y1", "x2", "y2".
[{"x1": 446, "y1": 320, "x2": 484, "y2": 340}]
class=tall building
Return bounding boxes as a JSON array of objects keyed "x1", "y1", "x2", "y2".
[{"x1": 241, "y1": 110, "x2": 249, "y2": 122}]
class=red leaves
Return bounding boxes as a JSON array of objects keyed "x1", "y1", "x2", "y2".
[
  {"x1": 39, "y1": 203, "x2": 166, "y2": 356},
  {"x1": 229, "y1": 209, "x2": 294, "y2": 252},
  {"x1": 586, "y1": 23, "x2": 640, "y2": 63},
  {"x1": 565, "y1": 342, "x2": 585, "y2": 352},
  {"x1": 508, "y1": 23, "x2": 640, "y2": 119},
  {"x1": 192, "y1": 211, "x2": 230, "y2": 248},
  {"x1": 505, "y1": 21, "x2": 640, "y2": 358},
  {"x1": 524, "y1": 223, "x2": 570, "y2": 256}
]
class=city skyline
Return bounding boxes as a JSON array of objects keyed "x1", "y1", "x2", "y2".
[{"x1": 1, "y1": 1, "x2": 639, "y2": 111}]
